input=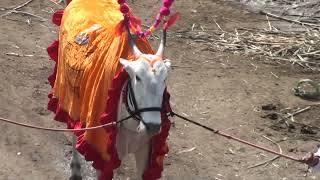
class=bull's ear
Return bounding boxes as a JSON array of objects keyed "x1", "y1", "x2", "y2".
[
  {"x1": 163, "y1": 59, "x2": 171, "y2": 70},
  {"x1": 120, "y1": 58, "x2": 130, "y2": 68},
  {"x1": 120, "y1": 58, "x2": 133, "y2": 73}
]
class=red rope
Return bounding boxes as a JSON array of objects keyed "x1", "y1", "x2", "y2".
[
  {"x1": 0, "y1": 117, "x2": 118, "y2": 132},
  {"x1": 0, "y1": 112, "x2": 307, "y2": 164},
  {"x1": 217, "y1": 130, "x2": 304, "y2": 163},
  {"x1": 170, "y1": 112, "x2": 306, "y2": 164}
]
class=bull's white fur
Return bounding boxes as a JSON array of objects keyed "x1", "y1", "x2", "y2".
[{"x1": 70, "y1": 55, "x2": 171, "y2": 180}]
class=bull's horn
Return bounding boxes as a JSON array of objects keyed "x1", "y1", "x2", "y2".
[
  {"x1": 156, "y1": 29, "x2": 167, "y2": 57},
  {"x1": 126, "y1": 23, "x2": 142, "y2": 57}
]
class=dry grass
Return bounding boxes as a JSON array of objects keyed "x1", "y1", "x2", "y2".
[
  {"x1": 172, "y1": 25, "x2": 320, "y2": 71},
  {"x1": 170, "y1": 0, "x2": 320, "y2": 71}
]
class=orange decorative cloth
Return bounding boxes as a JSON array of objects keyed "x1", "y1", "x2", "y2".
[{"x1": 47, "y1": 0, "x2": 171, "y2": 179}]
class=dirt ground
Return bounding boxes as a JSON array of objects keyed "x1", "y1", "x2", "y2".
[{"x1": 0, "y1": 0, "x2": 319, "y2": 180}]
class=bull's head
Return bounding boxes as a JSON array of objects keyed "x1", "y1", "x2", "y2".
[{"x1": 120, "y1": 28, "x2": 171, "y2": 134}]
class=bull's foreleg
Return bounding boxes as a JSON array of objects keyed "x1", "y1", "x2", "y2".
[
  {"x1": 134, "y1": 143, "x2": 151, "y2": 180},
  {"x1": 69, "y1": 135, "x2": 82, "y2": 180}
]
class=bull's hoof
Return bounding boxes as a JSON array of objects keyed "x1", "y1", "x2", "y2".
[{"x1": 69, "y1": 174, "x2": 82, "y2": 180}]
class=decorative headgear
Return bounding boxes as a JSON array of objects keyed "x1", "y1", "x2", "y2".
[{"x1": 118, "y1": 0, "x2": 178, "y2": 37}]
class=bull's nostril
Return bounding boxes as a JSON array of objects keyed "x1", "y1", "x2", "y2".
[{"x1": 145, "y1": 123, "x2": 161, "y2": 133}]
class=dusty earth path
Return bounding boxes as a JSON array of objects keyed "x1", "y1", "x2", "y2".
[{"x1": 0, "y1": 0, "x2": 319, "y2": 179}]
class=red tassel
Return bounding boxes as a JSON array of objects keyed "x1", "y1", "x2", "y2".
[
  {"x1": 164, "y1": 12, "x2": 181, "y2": 30},
  {"x1": 65, "y1": 0, "x2": 72, "y2": 5},
  {"x1": 129, "y1": 15, "x2": 142, "y2": 32}
]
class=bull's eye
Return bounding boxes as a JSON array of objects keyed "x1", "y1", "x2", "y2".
[{"x1": 136, "y1": 75, "x2": 141, "y2": 82}]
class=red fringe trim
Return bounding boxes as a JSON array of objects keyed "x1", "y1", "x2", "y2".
[
  {"x1": 47, "y1": 9, "x2": 171, "y2": 180},
  {"x1": 52, "y1": 10, "x2": 64, "y2": 26}
]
